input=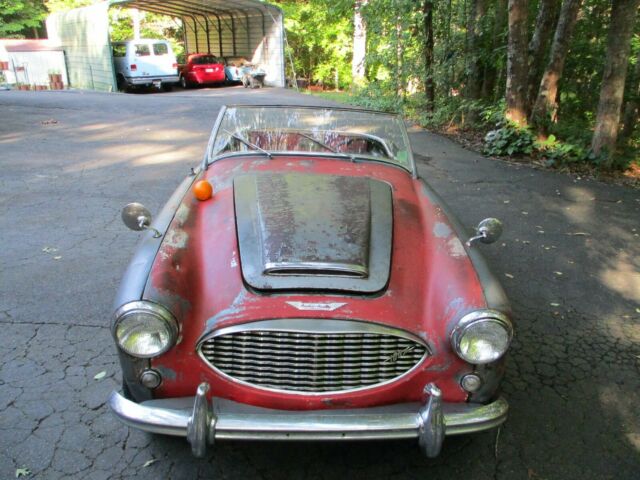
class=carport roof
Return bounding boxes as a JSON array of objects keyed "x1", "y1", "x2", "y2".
[{"x1": 109, "y1": 0, "x2": 281, "y2": 17}]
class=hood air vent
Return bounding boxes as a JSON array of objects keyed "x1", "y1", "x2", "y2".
[{"x1": 234, "y1": 173, "x2": 393, "y2": 293}]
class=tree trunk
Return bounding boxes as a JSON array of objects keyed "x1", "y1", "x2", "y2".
[
  {"x1": 526, "y1": 0, "x2": 560, "y2": 114},
  {"x1": 530, "y1": 0, "x2": 582, "y2": 128},
  {"x1": 423, "y1": 0, "x2": 435, "y2": 112},
  {"x1": 466, "y1": 0, "x2": 488, "y2": 100},
  {"x1": 591, "y1": 0, "x2": 640, "y2": 164},
  {"x1": 482, "y1": 0, "x2": 508, "y2": 99},
  {"x1": 505, "y1": 0, "x2": 529, "y2": 126},
  {"x1": 621, "y1": 48, "x2": 640, "y2": 139},
  {"x1": 352, "y1": 0, "x2": 367, "y2": 85}
]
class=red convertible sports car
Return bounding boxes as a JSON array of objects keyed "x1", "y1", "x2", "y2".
[
  {"x1": 109, "y1": 105, "x2": 512, "y2": 458},
  {"x1": 179, "y1": 53, "x2": 226, "y2": 88}
]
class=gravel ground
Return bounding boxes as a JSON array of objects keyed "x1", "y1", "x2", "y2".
[{"x1": 1, "y1": 86, "x2": 638, "y2": 479}]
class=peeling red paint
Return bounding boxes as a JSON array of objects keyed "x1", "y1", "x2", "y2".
[{"x1": 144, "y1": 156, "x2": 486, "y2": 409}]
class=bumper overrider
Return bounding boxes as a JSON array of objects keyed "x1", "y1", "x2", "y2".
[{"x1": 109, "y1": 382, "x2": 508, "y2": 458}]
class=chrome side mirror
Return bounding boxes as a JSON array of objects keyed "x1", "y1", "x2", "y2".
[
  {"x1": 121, "y1": 203, "x2": 161, "y2": 238},
  {"x1": 466, "y1": 218, "x2": 503, "y2": 247}
]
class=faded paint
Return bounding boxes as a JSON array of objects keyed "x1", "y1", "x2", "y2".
[
  {"x1": 144, "y1": 155, "x2": 490, "y2": 409},
  {"x1": 155, "y1": 365, "x2": 178, "y2": 381},
  {"x1": 447, "y1": 237, "x2": 466, "y2": 258},
  {"x1": 433, "y1": 222, "x2": 452, "y2": 238}
]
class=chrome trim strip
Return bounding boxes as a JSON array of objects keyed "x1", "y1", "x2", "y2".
[
  {"x1": 108, "y1": 389, "x2": 508, "y2": 441},
  {"x1": 263, "y1": 261, "x2": 368, "y2": 278},
  {"x1": 196, "y1": 319, "x2": 430, "y2": 396}
]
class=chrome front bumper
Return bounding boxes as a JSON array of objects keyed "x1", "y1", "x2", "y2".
[{"x1": 109, "y1": 383, "x2": 508, "y2": 458}]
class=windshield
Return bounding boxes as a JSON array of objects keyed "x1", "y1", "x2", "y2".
[{"x1": 208, "y1": 106, "x2": 414, "y2": 171}]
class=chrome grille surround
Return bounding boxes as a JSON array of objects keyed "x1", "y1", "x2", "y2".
[{"x1": 197, "y1": 319, "x2": 430, "y2": 395}]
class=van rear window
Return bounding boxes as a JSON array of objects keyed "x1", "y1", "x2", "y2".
[
  {"x1": 135, "y1": 44, "x2": 150, "y2": 56},
  {"x1": 153, "y1": 43, "x2": 169, "y2": 55}
]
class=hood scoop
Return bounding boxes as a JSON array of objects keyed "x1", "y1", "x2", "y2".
[{"x1": 234, "y1": 173, "x2": 392, "y2": 293}]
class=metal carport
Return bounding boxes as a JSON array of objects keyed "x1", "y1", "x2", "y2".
[{"x1": 46, "y1": 0, "x2": 285, "y2": 91}]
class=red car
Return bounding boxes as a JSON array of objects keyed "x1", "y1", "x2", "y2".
[
  {"x1": 109, "y1": 105, "x2": 512, "y2": 459},
  {"x1": 179, "y1": 53, "x2": 226, "y2": 88}
]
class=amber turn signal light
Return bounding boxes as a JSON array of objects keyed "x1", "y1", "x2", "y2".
[{"x1": 193, "y1": 180, "x2": 213, "y2": 201}]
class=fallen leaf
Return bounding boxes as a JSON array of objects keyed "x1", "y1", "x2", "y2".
[
  {"x1": 636, "y1": 308, "x2": 640, "y2": 314},
  {"x1": 503, "y1": 200, "x2": 510, "y2": 204},
  {"x1": 42, "y1": 247, "x2": 58, "y2": 253},
  {"x1": 41, "y1": 119, "x2": 58, "y2": 125},
  {"x1": 15, "y1": 467, "x2": 31, "y2": 478},
  {"x1": 53, "y1": 256, "x2": 62, "y2": 260},
  {"x1": 554, "y1": 271, "x2": 563, "y2": 276},
  {"x1": 537, "y1": 230, "x2": 545, "y2": 234},
  {"x1": 93, "y1": 371, "x2": 107, "y2": 380},
  {"x1": 521, "y1": 211, "x2": 528, "y2": 215},
  {"x1": 566, "y1": 232, "x2": 590, "y2": 236},
  {"x1": 504, "y1": 273, "x2": 514, "y2": 279},
  {"x1": 142, "y1": 458, "x2": 158, "y2": 468},
  {"x1": 550, "y1": 302, "x2": 561, "y2": 307},
  {"x1": 522, "y1": 240, "x2": 530, "y2": 244}
]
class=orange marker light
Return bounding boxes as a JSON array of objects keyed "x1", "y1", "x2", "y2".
[{"x1": 193, "y1": 180, "x2": 213, "y2": 201}]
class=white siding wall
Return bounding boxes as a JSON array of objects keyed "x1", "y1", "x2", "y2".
[
  {"x1": 46, "y1": 2, "x2": 116, "y2": 92},
  {"x1": 0, "y1": 50, "x2": 68, "y2": 86}
]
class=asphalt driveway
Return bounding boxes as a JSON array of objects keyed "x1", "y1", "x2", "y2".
[{"x1": 1, "y1": 87, "x2": 638, "y2": 479}]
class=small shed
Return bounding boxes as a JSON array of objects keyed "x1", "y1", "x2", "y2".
[
  {"x1": 46, "y1": 0, "x2": 285, "y2": 91},
  {"x1": 0, "y1": 39, "x2": 69, "y2": 86}
]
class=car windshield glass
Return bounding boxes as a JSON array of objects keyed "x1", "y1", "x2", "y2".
[
  {"x1": 193, "y1": 55, "x2": 219, "y2": 64},
  {"x1": 210, "y1": 106, "x2": 413, "y2": 171}
]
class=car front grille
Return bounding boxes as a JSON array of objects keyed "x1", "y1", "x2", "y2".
[{"x1": 198, "y1": 320, "x2": 428, "y2": 394}]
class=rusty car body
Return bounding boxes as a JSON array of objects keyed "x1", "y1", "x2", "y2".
[{"x1": 109, "y1": 105, "x2": 512, "y2": 458}]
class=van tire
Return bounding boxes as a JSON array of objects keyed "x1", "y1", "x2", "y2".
[{"x1": 180, "y1": 76, "x2": 190, "y2": 89}]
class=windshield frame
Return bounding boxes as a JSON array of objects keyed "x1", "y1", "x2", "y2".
[{"x1": 203, "y1": 105, "x2": 416, "y2": 176}]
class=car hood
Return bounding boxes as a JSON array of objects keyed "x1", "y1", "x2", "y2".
[
  {"x1": 143, "y1": 156, "x2": 487, "y2": 355},
  {"x1": 234, "y1": 172, "x2": 392, "y2": 293}
]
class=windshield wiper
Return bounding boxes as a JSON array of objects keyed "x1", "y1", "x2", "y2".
[
  {"x1": 223, "y1": 129, "x2": 272, "y2": 158},
  {"x1": 297, "y1": 132, "x2": 355, "y2": 162}
]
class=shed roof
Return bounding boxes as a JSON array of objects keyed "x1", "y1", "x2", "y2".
[
  {"x1": 0, "y1": 39, "x2": 64, "y2": 52},
  {"x1": 109, "y1": 0, "x2": 281, "y2": 17}
]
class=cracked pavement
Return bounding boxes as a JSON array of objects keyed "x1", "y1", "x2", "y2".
[{"x1": 1, "y1": 87, "x2": 638, "y2": 479}]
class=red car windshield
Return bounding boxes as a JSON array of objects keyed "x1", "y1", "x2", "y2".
[{"x1": 191, "y1": 55, "x2": 221, "y2": 65}]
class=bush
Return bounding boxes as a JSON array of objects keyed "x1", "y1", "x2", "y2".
[{"x1": 483, "y1": 123, "x2": 535, "y2": 156}]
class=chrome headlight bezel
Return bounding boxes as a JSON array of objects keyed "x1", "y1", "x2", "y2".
[
  {"x1": 113, "y1": 301, "x2": 178, "y2": 359},
  {"x1": 450, "y1": 310, "x2": 513, "y2": 364}
]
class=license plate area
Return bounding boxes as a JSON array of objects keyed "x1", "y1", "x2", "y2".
[{"x1": 205, "y1": 68, "x2": 214, "y2": 73}]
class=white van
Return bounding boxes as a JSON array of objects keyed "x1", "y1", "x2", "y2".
[{"x1": 112, "y1": 40, "x2": 179, "y2": 91}]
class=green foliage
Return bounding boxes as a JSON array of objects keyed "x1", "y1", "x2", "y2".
[
  {"x1": 0, "y1": 0, "x2": 46, "y2": 37},
  {"x1": 483, "y1": 123, "x2": 535, "y2": 156},
  {"x1": 274, "y1": 0, "x2": 353, "y2": 88}
]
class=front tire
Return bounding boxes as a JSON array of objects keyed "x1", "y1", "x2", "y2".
[{"x1": 180, "y1": 75, "x2": 189, "y2": 89}]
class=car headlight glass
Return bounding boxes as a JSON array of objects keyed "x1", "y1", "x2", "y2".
[
  {"x1": 451, "y1": 311, "x2": 512, "y2": 364},
  {"x1": 113, "y1": 302, "x2": 178, "y2": 358}
]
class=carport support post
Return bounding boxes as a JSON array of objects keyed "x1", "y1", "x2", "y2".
[
  {"x1": 217, "y1": 17, "x2": 223, "y2": 57},
  {"x1": 205, "y1": 17, "x2": 211, "y2": 53},
  {"x1": 231, "y1": 15, "x2": 237, "y2": 56}
]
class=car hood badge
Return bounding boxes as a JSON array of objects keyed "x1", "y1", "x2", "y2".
[{"x1": 286, "y1": 301, "x2": 347, "y2": 311}]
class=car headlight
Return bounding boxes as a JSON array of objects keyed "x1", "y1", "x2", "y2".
[
  {"x1": 451, "y1": 310, "x2": 513, "y2": 364},
  {"x1": 113, "y1": 301, "x2": 178, "y2": 358}
]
